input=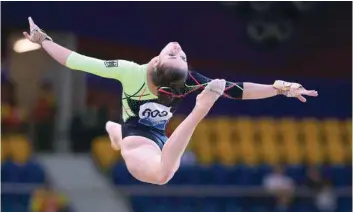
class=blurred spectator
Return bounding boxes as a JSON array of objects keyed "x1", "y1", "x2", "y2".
[
  {"x1": 1, "y1": 79, "x2": 28, "y2": 134},
  {"x1": 315, "y1": 182, "x2": 337, "y2": 212},
  {"x1": 263, "y1": 166, "x2": 295, "y2": 212},
  {"x1": 105, "y1": 92, "x2": 122, "y2": 123},
  {"x1": 70, "y1": 88, "x2": 108, "y2": 152},
  {"x1": 32, "y1": 82, "x2": 56, "y2": 151},
  {"x1": 304, "y1": 166, "x2": 337, "y2": 212},
  {"x1": 180, "y1": 150, "x2": 196, "y2": 166},
  {"x1": 30, "y1": 184, "x2": 72, "y2": 212},
  {"x1": 304, "y1": 166, "x2": 324, "y2": 191}
]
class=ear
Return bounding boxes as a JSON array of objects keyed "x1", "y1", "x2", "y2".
[{"x1": 151, "y1": 56, "x2": 159, "y2": 69}]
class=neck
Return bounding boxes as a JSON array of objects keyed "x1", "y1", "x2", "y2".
[{"x1": 146, "y1": 58, "x2": 159, "y2": 96}]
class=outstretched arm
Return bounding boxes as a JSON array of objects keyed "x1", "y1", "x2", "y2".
[
  {"x1": 242, "y1": 83, "x2": 278, "y2": 100},
  {"x1": 186, "y1": 71, "x2": 318, "y2": 102},
  {"x1": 23, "y1": 17, "x2": 137, "y2": 81}
]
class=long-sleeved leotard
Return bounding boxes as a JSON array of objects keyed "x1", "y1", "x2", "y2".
[{"x1": 66, "y1": 52, "x2": 244, "y2": 132}]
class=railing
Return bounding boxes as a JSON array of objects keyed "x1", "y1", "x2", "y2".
[{"x1": 2, "y1": 183, "x2": 352, "y2": 197}]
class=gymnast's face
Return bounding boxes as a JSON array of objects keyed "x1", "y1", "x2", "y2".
[{"x1": 158, "y1": 42, "x2": 188, "y2": 71}]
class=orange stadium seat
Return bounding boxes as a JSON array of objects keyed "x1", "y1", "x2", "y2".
[
  {"x1": 92, "y1": 136, "x2": 120, "y2": 170},
  {"x1": 257, "y1": 118, "x2": 280, "y2": 165},
  {"x1": 8, "y1": 134, "x2": 32, "y2": 163},
  {"x1": 279, "y1": 118, "x2": 303, "y2": 165},
  {"x1": 301, "y1": 118, "x2": 323, "y2": 165},
  {"x1": 322, "y1": 119, "x2": 345, "y2": 164}
]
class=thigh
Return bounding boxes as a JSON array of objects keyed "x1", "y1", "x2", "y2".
[{"x1": 120, "y1": 136, "x2": 163, "y2": 184}]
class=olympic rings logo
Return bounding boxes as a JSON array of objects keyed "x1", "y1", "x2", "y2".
[{"x1": 247, "y1": 21, "x2": 293, "y2": 42}]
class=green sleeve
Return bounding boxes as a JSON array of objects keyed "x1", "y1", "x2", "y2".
[{"x1": 65, "y1": 52, "x2": 141, "y2": 82}]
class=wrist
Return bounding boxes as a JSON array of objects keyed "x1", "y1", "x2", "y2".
[
  {"x1": 41, "y1": 39, "x2": 51, "y2": 46},
  {"x1": 273, "y1": 80, "x2": 290, "y2": 96}
]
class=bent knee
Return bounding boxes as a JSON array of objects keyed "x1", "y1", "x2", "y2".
[
  {"x1": 126, "y1": 163, "x2": 176, "y2": 185},
  {"x1": 154, "y1": 165, "x2": 179, "y2": 185},
  {"x1": 151, "y1": 173, "x2": 173, "y2": 185}
]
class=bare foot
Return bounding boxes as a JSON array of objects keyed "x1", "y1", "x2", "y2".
[{"x1": 106, "y1": 121, "x2": 122, "y2": 151}]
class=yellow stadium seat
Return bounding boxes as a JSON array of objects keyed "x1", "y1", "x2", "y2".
[
  {"x1": 234, "y1": 117, "x2": 257, "y2": 165},
  {"x1": 345, "y1": 119, "x2": 352, "y2": 158},
  {"x1": 301, "y1": 118, "x2": 323, "y2": 165},
  {"x1": 345, "y1": 119, "x2": 352, "y2": 161},
  {"x1": 213, "y1": 117, "x2": 236, "y2": 165},
  {"x1": 322, "y1": 119, "x2": 345, "y2": 164},
  {"x1": 345, "y1": 119, "x2": 352, "y2": 143},
  {"x1": 8, "y1": 135, "x2": 31, "y2": 163},
  {"x1": 193, "y1": 119, "x2": 214, "y2": 165},
  {"x1": 1, "y1": 137, "x2": 9, "y2": 162},
  {"x1": 257, "y1": 118, "x2": 280, "y2": 165},
  {"x1": 216, "y1": 141, "x2": 235, "y2": 165},
  {"x1": 279, "y1": 118, "x2": 303, "y2": 165},
  {"x1": 92, "y1": 136, "x2": 120, "y2": 169},
  {"x1": 227, "y1": 120, "x2": 241, "y2": 164},
  {"x1": 168, "y1": 116, "x2": 184, "y2": 129}
]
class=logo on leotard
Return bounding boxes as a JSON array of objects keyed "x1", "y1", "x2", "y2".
[
  {"x1": 104, "y1": 60, "x2": 119, "y2": 68},
  {"x1": 138, "y1": 103, "x2": 172, "y2": 130}
]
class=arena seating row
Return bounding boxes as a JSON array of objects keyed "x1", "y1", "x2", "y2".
[
  {"x1": 1, "y1": 135, "x2": 45, "y2": 212},
  {"x1": 128, "y1": 196, "x2": 352, "y2": 212},
  {"x1": 1, "y1": 134, "x2": 69, "y2": 212},
  {"x1": 111, "y1": 163, "x2": 352, "y2": 187},
  {"x1": 2, "y1": 134, "x2": 32, "y2": 163},
  {"x1": 91, "y1": 117, "x2": 352, "y2": 169},
  {"x1": 1, "y1": 135, "x2": 45, "y2": 184},
  {"x1": 91, "y1": 117, "x2": 352, "y2": 212}
]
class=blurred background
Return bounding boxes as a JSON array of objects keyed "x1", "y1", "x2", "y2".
[{"x1": 1, "y1": 1, "x2": 352, "y2": 212}]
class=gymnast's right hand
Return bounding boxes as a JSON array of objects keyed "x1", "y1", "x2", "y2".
[
  {"x1": 194, "y1": 79, "x2": 226, "y2": 117},
  {"x1": 23, "y1": 17, "x2": 52, "y2": 44}
]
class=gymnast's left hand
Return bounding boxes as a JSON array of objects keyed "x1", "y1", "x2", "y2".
[
  {"x1": 23, "y1": 17, "x2": 52, "y2": 44},
  {"x1": 273, "y1": 80, "x2": 318, "y2": 103}
]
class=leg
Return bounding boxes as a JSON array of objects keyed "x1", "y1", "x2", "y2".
[
  {"x1": 121, "y1": 79, "x2": 226, "y2": 185},
  {"x1": 158, "y1": 79, "x2": 227, "y2": 180},
  {"x1": 121, "y1": 109, "x2": 203, "y2": 185},
  {"x1": 105, "y1": 121, "x2": 122, "y2": 150}
]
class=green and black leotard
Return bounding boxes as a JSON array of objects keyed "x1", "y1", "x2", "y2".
[{"x1": 66, "y1": 52, "x2": 244, "y2": 149}]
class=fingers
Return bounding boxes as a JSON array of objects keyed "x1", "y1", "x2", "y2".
[
  {"x1": 23, "y1": 31, "x2": 31, "y2": 40},
  {"x1": 28, "y1": 17, "x2": 35, "y2": 31},
  {"x1": 301, "y1": 89, "x2": 318, "y2": 97},
  {"x1": 297, "y1": 95, "x2": 307, "y2": 103},
  {"x1": 219, "y1": 79, "x2": 226, "y2": 91}
]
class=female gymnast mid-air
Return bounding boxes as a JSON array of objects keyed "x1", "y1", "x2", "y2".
[{"x1": 24, "y1": 17, "x2": 318, "y2": 185}]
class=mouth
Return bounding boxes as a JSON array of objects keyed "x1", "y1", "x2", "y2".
[{"x1": 171, "y1": 42, "x2": 181, "y2": 49}]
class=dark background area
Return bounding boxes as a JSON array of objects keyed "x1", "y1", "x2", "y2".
[{"x1": 1, "y1": 2, "x2": 352, "y2": 212}]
